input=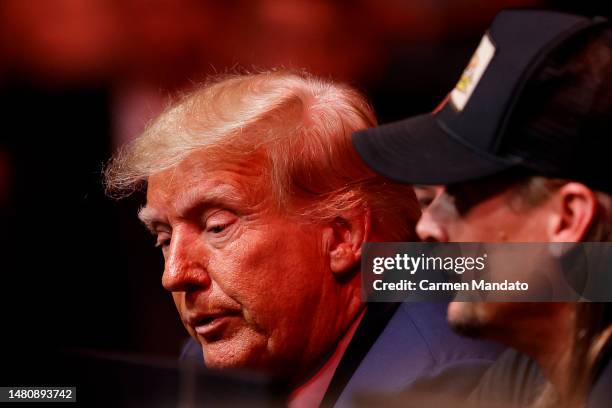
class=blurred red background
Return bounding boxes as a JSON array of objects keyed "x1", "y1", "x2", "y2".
[{"x1": 0, "y1": 0, "x2": 605, "y2": 366}]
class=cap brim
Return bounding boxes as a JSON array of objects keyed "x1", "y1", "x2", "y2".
[{"x1": 353, "y1": 114, "x2": 515, "y2": 185}]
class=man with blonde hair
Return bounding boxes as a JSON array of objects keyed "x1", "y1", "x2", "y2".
[{"x1": 105, "y1": 70, "x2": 501, "y2": 406}]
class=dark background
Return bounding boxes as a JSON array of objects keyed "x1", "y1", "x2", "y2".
[{"x1": 0, "y1": 0, "x2": 607, "y2": 385}]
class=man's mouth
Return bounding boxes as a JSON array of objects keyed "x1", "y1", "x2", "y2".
[{"x1": 190, "y1": 311, "x2": 241, "y2": 340}]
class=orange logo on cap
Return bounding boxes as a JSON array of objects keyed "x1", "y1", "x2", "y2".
[{"x1": 455, "y1": 56, "x2": 479, "y2": 93}]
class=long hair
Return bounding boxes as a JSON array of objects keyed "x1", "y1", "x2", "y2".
[
  {"x1": 511, "y1": 24, "x2": 612, "y2": 408},
  {"x1": 531, "y1": 303, "x2": 612, "y2": 408}
]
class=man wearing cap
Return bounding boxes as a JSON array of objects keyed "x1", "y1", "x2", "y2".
[{"x1": 353, "y1": 9, "x2": 612, "y2": 407}]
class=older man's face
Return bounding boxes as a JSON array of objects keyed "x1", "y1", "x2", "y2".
[{"x1": 141, "y1": 151, "x2": 348, "y2": 378}]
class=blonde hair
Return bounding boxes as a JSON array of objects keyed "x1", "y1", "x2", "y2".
[{"x1": 104, "y1": 70, "x2": 419, "y2": 240}]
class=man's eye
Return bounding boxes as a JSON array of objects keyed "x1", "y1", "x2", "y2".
[
  {"x1": 204, "y1": 210, "x2": 236, "y2": 235},
  {"x1": 154, "y1": 234, "x2": 171, "y2": 248},
  {"x1": 418, "y1": 197, "x2": 434, "y2": 210},
  {"x1": 155, "y1": 239, "x2": 169, "y2": 248},
  {"x1": 414, "y1": 186, "x2": 442, "y2": 211},
  {"x1": 206, "y1": 223, "x2": 229, "y2": 234}
]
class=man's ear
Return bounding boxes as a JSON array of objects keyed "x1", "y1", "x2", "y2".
[
  {"x1": 548, "y1": 182, "x2": 597, "y2": 242},
  {"x1": 326, "y1": 208, "x2": 371, "y2": 276}
]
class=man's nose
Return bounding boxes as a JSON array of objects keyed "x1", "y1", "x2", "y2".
[
  {"x1": 162, "y1": 229, "x2": 211, "y2": 292},
  {"x1": 416, "y1": 208, "x2": 449, "y2": 242}
]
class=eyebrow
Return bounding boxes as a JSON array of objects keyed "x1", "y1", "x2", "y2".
[
  {"x1": 138, "y1": 207, "x2": 166, "y2": 233},
  {"x1": 138, "y1": 184, "x2": 243, "y2": 231}
]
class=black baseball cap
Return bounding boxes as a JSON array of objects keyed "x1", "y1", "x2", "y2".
[{"x1": 353, "y1": 10, "x2": 611, "y2": 192}]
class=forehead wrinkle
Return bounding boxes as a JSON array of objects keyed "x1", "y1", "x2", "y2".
[{"x1": 174, "y1": 184, "x2": 243, "y2": 217}]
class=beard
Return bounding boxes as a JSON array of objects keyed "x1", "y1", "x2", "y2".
[{"x1": 447, "y1": 302, "x2": 488, "y2": 338}]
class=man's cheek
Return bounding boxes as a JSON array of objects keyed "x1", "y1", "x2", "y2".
[
  {"x1": 209, "y1": 247, "x2": 270, "y2": 299},
  {"x1": 171, "y1": 292, "x2": 184, "y2": 313}
]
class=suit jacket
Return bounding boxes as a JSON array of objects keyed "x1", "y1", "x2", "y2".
[
  {"x1": 181, "y1": 302, "x2": 504, "y2": 407},
  {"x1": 324, "y1": 302, "x2": 504, "y2": 407}
]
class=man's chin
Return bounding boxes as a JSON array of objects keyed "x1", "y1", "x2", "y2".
[
  {"x1": 202, "y1": 345, "x2": 248, "y2": 370},
  {"x1": 449, "y1": 320, "x2": 487, "y2": 338},
  {"x1": 447, "y1": 302, "x2": 487, "y2": 339},
  {"x1": 199, "y1": 337, "x2": 268, "y2": 372}
]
